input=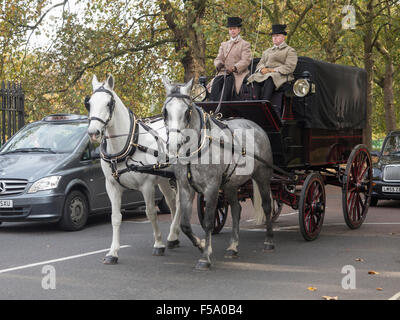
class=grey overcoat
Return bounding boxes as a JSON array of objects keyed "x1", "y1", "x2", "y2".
[{"x1": 247, "y1": 42, "x2": 298, "y2": 89}]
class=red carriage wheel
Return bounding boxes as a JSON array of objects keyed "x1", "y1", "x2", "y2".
[
  {"x1": 197, "y1": 192, "x2": 229, "y2": 235},
  {"x1": 298, "y1": 173, "x2": 326, "y2": 241},
  {"x1": 342, "y1": 144, "x2": 372, "y2": 229}
]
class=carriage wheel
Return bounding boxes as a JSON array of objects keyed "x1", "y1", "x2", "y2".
[
  {"x1": 197, "y1": 193, "x2": 229, "y2": 235},
  {"x1": 298, "y1": 173, "x2": 326, "y2": 241},
  {"x1": 342, "y1": 144, "x2": 372, "y2": 229}
]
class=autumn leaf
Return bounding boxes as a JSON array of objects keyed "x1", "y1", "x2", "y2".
[
  {"x1": 307, "y1": 287, "x2": 317, "y2": 292},
  {"x1": 355, "y1": 258, "x2": 364, "y2": 262},
  {"x1": 322, "y1": 296, "x2": 338, "y2": 300},
  {"x1": 376, "y1": 288, "x2": 383, "y2": 291},
  {"x1": 368, "y1": 271, "x2": 380, "y2": 275}
]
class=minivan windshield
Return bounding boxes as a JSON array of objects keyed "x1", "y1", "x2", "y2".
[
  {"x1": 382, "y1": 134, "x2": 400, "y2": 156},
  {"x1": 0, "y1": 122, "x2": 88, "y2": 154}
]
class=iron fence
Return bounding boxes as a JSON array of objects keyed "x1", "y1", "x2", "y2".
[{"x1": 0, "y1": 81, "x2": 25, "y2": 146}]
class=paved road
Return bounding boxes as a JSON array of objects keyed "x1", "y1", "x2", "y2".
[{"x1": 0, "y1": 186, "x2": 399, "y2": 300}]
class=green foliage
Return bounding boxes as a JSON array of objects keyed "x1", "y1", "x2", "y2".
[{"x1": 0, "y1": 0, "x2": 399, "y2": 135}]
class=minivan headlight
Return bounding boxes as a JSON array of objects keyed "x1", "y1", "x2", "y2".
[{"x1": 28, "y1": 176, "x2": 61, "y2": 193}]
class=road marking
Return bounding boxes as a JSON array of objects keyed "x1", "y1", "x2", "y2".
[
  {"x1": 125, "y1": 220, "x2": 150, "y2": 224},
  {"x1": 0, "y1": 245, "x2": 131, "y2": 275},
  {"x1": 389, "y1": 292, "x2": 400, "y2": 300}
]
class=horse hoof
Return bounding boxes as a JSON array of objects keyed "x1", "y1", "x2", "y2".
[
  {"x1": 152, "y1": 247, "x2": 166, "y2": 256},
  {"x1": 263, "y1": 242, "x2": 275, "y2": 252},
  {"x1": 103, "y1": 256, "x2": 118, "y2": 265},
  {"x1": 167, "y1": 240, "x2": 180, "y2": 249},
  {"x1": 195, "y1": 260, "x2": 211, "y2": 271},
  {"x1": 224, "y1": 250, "x2": 239, "y2": 259}
]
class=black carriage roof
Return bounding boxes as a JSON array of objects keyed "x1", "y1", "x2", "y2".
[{"x1": 293, "y1": 57, "x2": 367, "y2": 130}]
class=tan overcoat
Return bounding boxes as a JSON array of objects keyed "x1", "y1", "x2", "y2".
[
  {"x1": 247, "y1": 42, "x2": 298, "y2": 89},
  {"x1": 214, "y1": 36, "x2": 252, "y2": 94}
]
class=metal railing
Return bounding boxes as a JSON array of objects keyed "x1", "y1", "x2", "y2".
[{"x1": 0, "y1": 81, "x2": 25, "y2": 146}]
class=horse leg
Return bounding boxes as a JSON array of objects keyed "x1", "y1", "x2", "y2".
[
  {"x1": 223, "y1": 187, "x2": 241, "y2": 259},
  {"x1": 253, "y1": 174, "x2": 274, "y2": 252},
  {"x1": 104, "y1": 179, "x2": 124, "y2": 264},
  {"x1": 158, "y1": 179, "x2": 180, "y2": 249},
  {"x1": 142, "y1": 183, "x2": 165, "y2": 256},
  {"x1": 195, "y1": 189, "x2": 219, "y2": 271},
  {"x1": 178, "y1": 184, "x2": 205, "y2": 252}
]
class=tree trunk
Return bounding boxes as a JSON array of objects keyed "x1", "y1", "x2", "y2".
[
  {"x1": 383, "y1": 59, "x2": 396, "y2": 133},
  {"x1": 362, "y1": 0, "x2": 374, "y2": 149}
]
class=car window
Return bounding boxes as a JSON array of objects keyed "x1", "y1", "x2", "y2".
[
  {"x1": 1, "y1": 122, "x2": 88, "y2": 154},
  {"x1": 81, "y1": 145, "x2": 91, "y2": 161},
  {"x1": 382, "y1": 135, "x2": 400, "y2": 156}
]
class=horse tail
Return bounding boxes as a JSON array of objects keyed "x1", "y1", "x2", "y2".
[{"x1": 252, "y1": 179, "x2": 265, "y2": 225}]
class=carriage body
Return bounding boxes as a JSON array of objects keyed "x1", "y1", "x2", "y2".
[{"x1": 196, "y1": 57, "x2": 372, "y2": 239}]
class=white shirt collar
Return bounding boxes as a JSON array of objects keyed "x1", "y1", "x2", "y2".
[
  {"x1": 273, "y1": 41, "x2": 286, "y2": 49},
  {"x1": 230, "y1": 34, "x2": 241, "y2": 42}
]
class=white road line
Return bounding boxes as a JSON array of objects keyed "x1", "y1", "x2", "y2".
[
  {"x1": 389, "y1": 292, "x2": 400, "y2": 300},
  {"x1": 0, "y1": 245, "x2": 131, "y2": 275}
]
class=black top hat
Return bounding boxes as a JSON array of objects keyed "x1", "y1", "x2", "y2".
[
  {"x1": 270, "y1": 24, "x2": 287, "y2": 35},
  {"x1": 227, "y1": 17, "x2": 242, "y2": 28}
]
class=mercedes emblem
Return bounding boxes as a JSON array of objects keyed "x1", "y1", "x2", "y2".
[{"x1": 0, "y1": 181, "x2": 6, "y2": 193}]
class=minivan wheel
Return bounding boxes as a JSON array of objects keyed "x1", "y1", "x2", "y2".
[{"x1": 59, "y1": 190, "x2": 89, "y2": 231}]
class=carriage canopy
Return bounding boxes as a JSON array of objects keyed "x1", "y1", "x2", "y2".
[{"x1": 293, "y1": 57, "x2": 367, "y2": 130}]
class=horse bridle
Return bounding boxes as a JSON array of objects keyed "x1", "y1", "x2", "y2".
[{"x1": 85, "y1": 86, "x2": 116, "y2": 126}]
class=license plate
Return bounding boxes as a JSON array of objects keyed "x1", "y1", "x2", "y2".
[
  {"x1": 382, "y1": 186, "x2": 400, "y2": 193},
  {"x1": 0, "y1": 200, "x2": 13, "y2": 208}
]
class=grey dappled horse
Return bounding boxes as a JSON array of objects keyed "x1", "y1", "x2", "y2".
[
  {"x1": 161, "y1": 77, "x2": 274, "y2": 270},
  {"x1": 87, "y1": 75, "x2": 180, "y2": 264}
]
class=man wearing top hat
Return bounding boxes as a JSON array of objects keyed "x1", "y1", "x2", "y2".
[
  {"x1": 247, "y1": 24, "x2": 298, "y2": 103},
  {"x1": 210, "y1": 17, "x2": 252, "y2": 101}
]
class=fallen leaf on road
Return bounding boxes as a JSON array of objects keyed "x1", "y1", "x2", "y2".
[
  {"x1": 307, "y1": 287, "x2": 317, "y2": 291},
  {"x1": 368, "y1": 271, "x2": 380, "y2": 275},
  {"x1": 355, "y1": 258, "x2": 364, "y2": 262},
  {"x1": 322, "y1": 296, "x2": 338, "y2": 300},
  {"x1": 376, "y1": 288, "x2": 383, "y2": 291}
]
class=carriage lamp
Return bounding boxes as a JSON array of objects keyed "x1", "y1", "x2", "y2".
[
  {"x1": 28, "y1": 176, "x2": 62, "y2": 193},
  {"x1": 293, "y1": 71, "x2": 315, "y2": 97},
  {"x1": 191, "y1": 83, "x2": 207, "y2": 102}
]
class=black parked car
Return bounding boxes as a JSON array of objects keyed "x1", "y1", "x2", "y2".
[
  {"x1": 371, "y1": 130, "x2": 400, "y2": 206},
  {"x1": 0, "y1": 114, "x2": 168, "y2": 231}
]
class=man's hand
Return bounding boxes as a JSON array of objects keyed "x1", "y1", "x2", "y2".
[
  {"x1": 216, "y1": 62, "x2": 225, "y2": 72},
  {"x1": 226, "y1": 66, "x2": 237, "y2": 74},
  {"x1": 260, "y1": 67, "x2": 274, "y2": 75}
]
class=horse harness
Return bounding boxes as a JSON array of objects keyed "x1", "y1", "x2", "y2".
[
  {"x1": 162, "y1": 91, "x2": 247, "y2": 193},
  {"x1": 86, "y1": 87, "x2": 173, "y2": 189}
]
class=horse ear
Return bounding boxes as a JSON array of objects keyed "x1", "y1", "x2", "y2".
[
  {"x1": 92, "y1": 75, "x2": 101, "y2": 89},
  {"x1": 106, "y1": 74, "x2": 114, "y2": 90},
  {"x1": 162, "y1": 75, "x2": 173, "y2": 95},
  {"x1": 182, "y1": 78, "x2": 194, "y2": 95}
]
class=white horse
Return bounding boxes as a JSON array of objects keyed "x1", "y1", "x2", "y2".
[{"x1": 87, "y1": 75, "x2": 180, "y2": 264}]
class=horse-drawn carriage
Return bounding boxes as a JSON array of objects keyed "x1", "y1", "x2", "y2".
[
  {"x1": 194, "y1": 56, "x2": 371, "y2": 241},
  {"x1": 85, "y1": 56, "x2": 371, "y2": 269}
]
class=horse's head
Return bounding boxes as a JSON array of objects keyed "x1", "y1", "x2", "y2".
[
  {"x1": 161, "y1": 76, "x2": 194, "y2": 156},
  {"x1": 86, "y1": 75, "x2": 116, "y2": 142}
]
